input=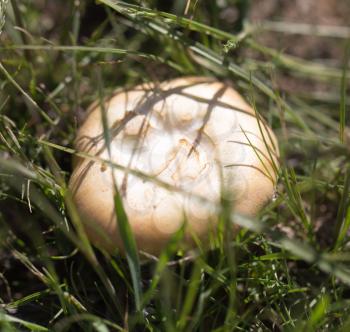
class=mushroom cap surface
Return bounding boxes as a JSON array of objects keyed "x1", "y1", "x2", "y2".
[{"x1": 69, "y1": 77, "x2": 279, "y2": 255}]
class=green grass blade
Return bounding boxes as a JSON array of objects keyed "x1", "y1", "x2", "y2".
[
  {"x1": 3, "y1": 44, "x2": 182, "y2": 72},
  {"x1": 305, "y1": 295, "x2": 330, "y2": 332},
  {"x1": 114, "y1": 190, "x2": 142, "y2": 311},
  {"x1": 0, "y1": 312, "x2": 49, "y2": 331},
  {"x1": 334, "y1": 166, "x2": 350, "y2": 249},
  {"x1": 0, "y1": 62, "x2": 56, "y2": 125},
  {"x1": 98, "y1": 0, "x2": 237, "y2": 42},
  {"x1": 96, "y1": 68, "x2": 142, "y2": 312},
  {"x1": 339, "y1": 42, "x2": 349, "y2": 143}
]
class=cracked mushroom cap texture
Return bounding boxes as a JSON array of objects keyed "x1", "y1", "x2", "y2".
[{"x1": 69, "y1": 76, "x2": 279, "y2": 255}]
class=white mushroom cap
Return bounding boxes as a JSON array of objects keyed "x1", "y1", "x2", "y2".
[{"x1": 69, "y1": 77, "x2": 279, "y2": 255}]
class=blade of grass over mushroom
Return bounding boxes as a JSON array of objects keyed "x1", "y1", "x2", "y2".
[
  {"x1": 96, "y1": 68, "x2": 142, "y2": 311},
  {"x1": 113, "y1": 190, "x2": 142, "y2": 311},
  {"x1": 37, "y1": 139, "x2": 203, "y2": 196},
  {"x1": 37, "y1": 139, "x2": 232, "y2": 208},
  {"x1": 39, "y1": 139, "x2": 275, "y2": 235}
]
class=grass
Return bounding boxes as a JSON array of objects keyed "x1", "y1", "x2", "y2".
[{"x1": 0, "y1": 0, "x2": 350, "y2": 331}]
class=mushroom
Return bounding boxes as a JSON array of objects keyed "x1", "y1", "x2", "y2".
[{"x1": 69, "y1": 76, "x2": 279, "y2": 255}]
